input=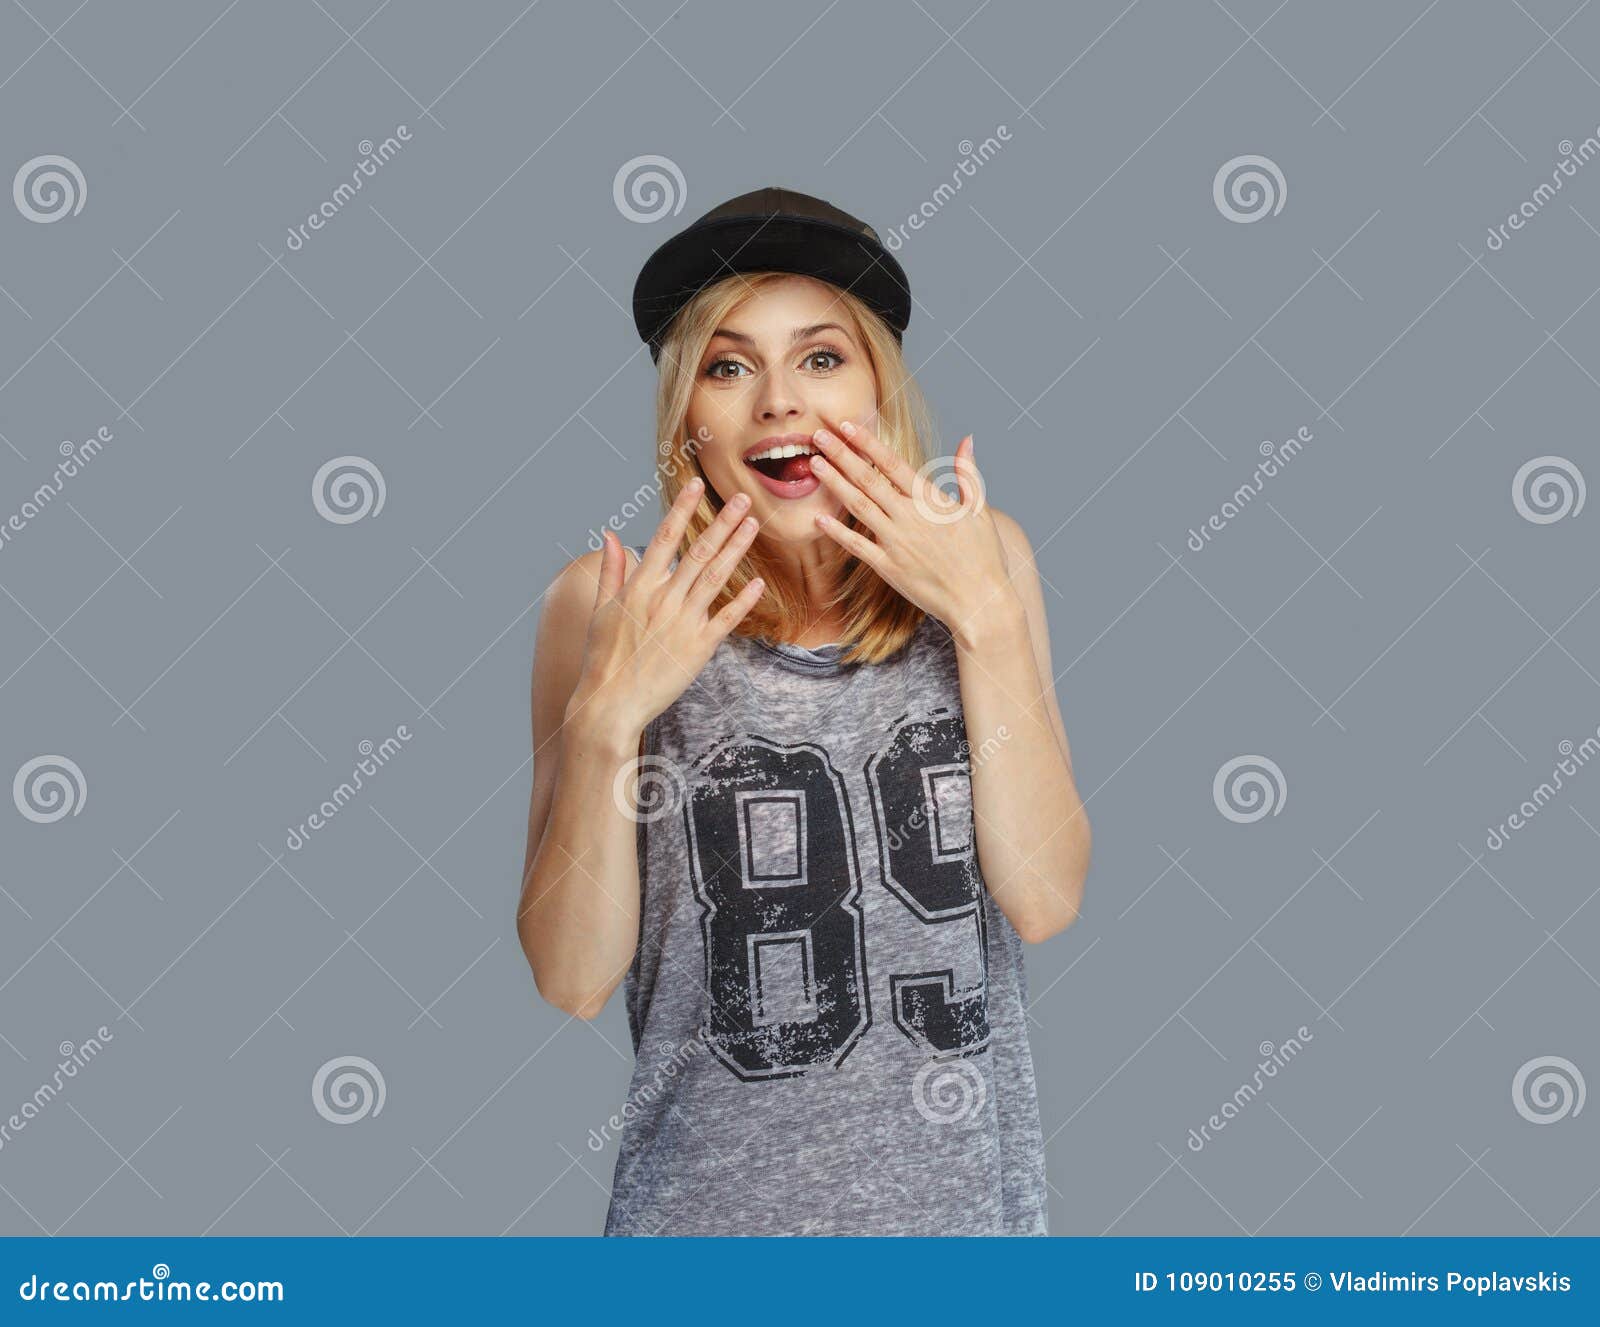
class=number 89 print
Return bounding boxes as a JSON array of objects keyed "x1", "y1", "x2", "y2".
[{"x1": 680, "y1": 710, "x2": 992, "y2": 1082}]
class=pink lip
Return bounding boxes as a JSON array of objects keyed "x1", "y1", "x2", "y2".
[{"x1": 742, "y1": 430, "x2": 822, "y2": 500}]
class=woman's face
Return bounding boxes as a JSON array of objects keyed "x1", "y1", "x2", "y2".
[{"x1": 684, "y1": 276, "x2": 879, "y2": 545}]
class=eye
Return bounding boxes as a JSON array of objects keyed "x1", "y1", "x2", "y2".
[
  {"x1": 803, "y1": 346, "x2": 845, "y2": 372},
  {"x1": 704, "y1": 356, "x2": 749, "y2": 380}
]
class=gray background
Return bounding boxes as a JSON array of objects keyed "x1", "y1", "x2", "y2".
[{"x1": 1, "y1": 0, "x2": 1596, "y2": 1237}]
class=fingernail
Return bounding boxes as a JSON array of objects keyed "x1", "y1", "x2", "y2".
[
  {"x1": 838, "y1": 420, "x2": 857, "y2": 437},
  {"x1": 730, "y1": 491, "x2": 750, "y2": 508},
  {"x1": 687, "y1": 476, "x2": 703, "y2": 491},
  {"x1": 812, "y1": 428, "x2": 834, "y2": 447},
  {"x1": 741, "y1": 516, "x2": 757, "y2": 532},
  {"x1": 809, "y1": 454, "x2": 827, "y2": 470}
]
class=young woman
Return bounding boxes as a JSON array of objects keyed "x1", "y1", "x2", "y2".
[{"x1": 517, "y1": 188, "x2": 1090, "y2": 1236}]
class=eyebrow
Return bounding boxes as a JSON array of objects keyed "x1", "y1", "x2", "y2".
[{"x1": 707, "y1": 321, "x2": 854, "y2": 349}]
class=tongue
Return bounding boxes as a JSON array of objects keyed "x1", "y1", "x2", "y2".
[{"x1": 772, "y1": 454, "x2": 815, "y2": 483}]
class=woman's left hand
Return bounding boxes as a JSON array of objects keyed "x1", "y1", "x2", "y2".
[{"x1": 807, "y1": 416, "x2": 1021, "y2": 643}]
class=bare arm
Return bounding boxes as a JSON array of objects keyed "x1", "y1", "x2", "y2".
[
  {"x1": 953, "y1": 509, "x2": 1090, "y2": 944},
  {"x1": 516, "y1": 483, "x2": 765, "y2": 1018}
]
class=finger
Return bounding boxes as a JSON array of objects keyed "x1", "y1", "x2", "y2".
[
  {"x1": 811, "y1": 426, "x2": 900, "y2": 515},
  {"x1": 807, "y1": 453, "x2": 892, "y2": 535},
  {"x1": 831, "y1": 416, "x2": 921, "y2": 496},
  {"x1": 595, "y1": 530, "x2": 626, "y2": 606},
  {"x1": 686, "y1": 508, "x2": 760, "y2": 614},
  {"x1": 707, "y1": 574, "x2": 766, "y2": 640},
  {"x1": 954, "y1": 435, "x2": 981, "y2": 507},
  {"x1": 814, "y1": 511, "x2": 887, "y2": 571},
  {"x1": 661, "y1": 491, "x2": 752, "y2": 609},
  {"x1": 637, "y1": 476, "x2": 705, "y2": 584}
]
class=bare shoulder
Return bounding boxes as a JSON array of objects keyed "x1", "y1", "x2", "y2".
[{"x1": 986, "y1": 505, "x2": 1038, "y2": 577}]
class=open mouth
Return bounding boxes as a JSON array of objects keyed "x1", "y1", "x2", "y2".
[
  {"x1": 742, "y1": 438, "x2": 822, "y2": 498},
  {"x1": 744, "y1": 440, "x2": 818, "y2": 483}
]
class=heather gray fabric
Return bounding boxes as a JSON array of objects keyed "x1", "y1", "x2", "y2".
[{"x1": 604, "y1": 548, "x2": 1047, "y2": 1236}]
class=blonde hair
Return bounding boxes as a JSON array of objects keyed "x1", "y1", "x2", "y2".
[{"x1": 652, "y1": 271, "x2": 935, "y2": 665}]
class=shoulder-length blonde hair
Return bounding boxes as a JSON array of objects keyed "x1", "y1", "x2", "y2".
[{"x1": 652, "y1": 271, "x2": 935, "y2": 665}]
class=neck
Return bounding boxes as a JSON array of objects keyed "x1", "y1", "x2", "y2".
[{"x1": 759, "y1": 534, "x2": 854, "y2": 647}]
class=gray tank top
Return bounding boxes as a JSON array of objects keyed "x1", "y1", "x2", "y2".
[{"x1": 603, "y1": 547, "x2": 1048, "y2": 1236}]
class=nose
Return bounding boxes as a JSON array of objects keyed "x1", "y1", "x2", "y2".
[{"x1": 753, "y1": 365, "x2": 802, "y2": 423}]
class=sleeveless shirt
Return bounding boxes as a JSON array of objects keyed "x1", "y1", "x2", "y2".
[{"x1": 602, "y1": 548, "x2": 1049, "y2": 1236}]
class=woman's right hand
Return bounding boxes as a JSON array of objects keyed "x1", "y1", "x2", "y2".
[{"x1": 564, "y1": 477, "x2": 765, "y2": 740}]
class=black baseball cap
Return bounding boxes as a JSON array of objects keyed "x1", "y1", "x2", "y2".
[{"x1": 632, "y1": 186, "x2": 912, "y2": 364}]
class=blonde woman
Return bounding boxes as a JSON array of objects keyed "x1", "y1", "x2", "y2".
[{"x1": 517, "y1": 188, "x2": 1090, "y2": 1236}]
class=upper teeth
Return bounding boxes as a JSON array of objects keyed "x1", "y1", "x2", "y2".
[{"x1": 747, "y1": 442, "x2": 818, "y2": 462}]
